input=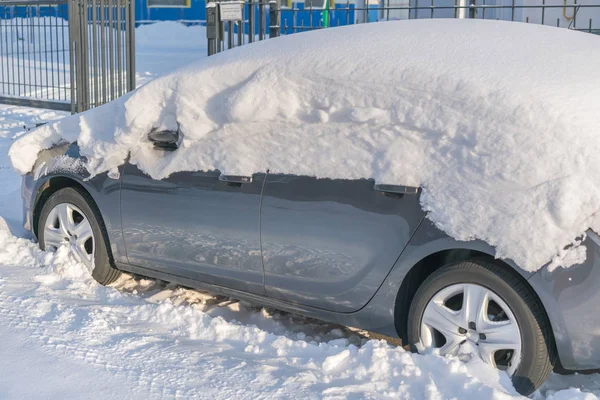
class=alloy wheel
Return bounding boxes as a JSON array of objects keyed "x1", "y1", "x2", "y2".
[
  {"x1": 419, "y1": 283, "x2": 522, "y2": 376},
  {"x1": 43, "y1": 202, "x2": 95, "y2": 271}
]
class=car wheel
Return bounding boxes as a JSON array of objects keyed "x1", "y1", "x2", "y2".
[
  {"x1": 38, "y1": 187, "x2": 122, "y2": 285},
  {"x1": 407, "y1": 259, "x2": 556, "y2": 396}
]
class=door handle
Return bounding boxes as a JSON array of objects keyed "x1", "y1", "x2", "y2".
[
  {"x1": 374, "y1": 183, "x2": 419, "y2": 195},
  {"x1": 219, "y1": 175, "x2": 253, "y2": 185}
]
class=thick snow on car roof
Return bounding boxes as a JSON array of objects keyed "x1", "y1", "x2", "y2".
[{"x1": 9, "y1": 19, "x2": 600, "y2": 272}]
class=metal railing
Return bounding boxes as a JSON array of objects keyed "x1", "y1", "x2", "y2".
[
  {"x1": 206, "y1": 1, "x2": 600, "y2": 56},
  {"x1": 0, "y1": 0, "x2": 135, "y2": 113},
  {"x1": 69, "y1": 0, "x2": 136, "y2": 112},
  {"x1": 0, "y1": 0, "x2": 71, "y2": 110}
]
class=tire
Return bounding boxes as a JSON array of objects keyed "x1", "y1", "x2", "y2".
[
  {"x1": 407, "y1": 259, "x2": 556, "y2": 396},
  {"x1": 38, "y1": 187, "x2": 122, "y2": 285}
]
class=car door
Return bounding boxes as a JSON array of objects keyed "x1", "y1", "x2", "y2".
[
  {"x1": 260, "y1": 174, "x2": 424, "y2": 312},
  {"x1": 120, "y1": 162, "x2": 266, "y2": 295}
]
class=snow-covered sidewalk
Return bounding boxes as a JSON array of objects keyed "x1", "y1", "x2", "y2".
[{"x1": 1, "y1": 21, "x2": 600, "y2": 399}]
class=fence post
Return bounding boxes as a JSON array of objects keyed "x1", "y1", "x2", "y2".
[
  {"x1": 468, "y1": 0, "x2": 476, "y2": 18},
  {"x1": 248, "y1": 0, "x2": 255, "y2": 42},
  {"x1": 206, "y1": 1, "x2": 219, "y2": 56},
  {"x1": 269, "y1": 0, "x2": 280, "y2": 38},
  {"x1": 126, "y1": 0, "x2": 136, "y2": 92},
  {"x1": 457, "y1": 0, "x2": 467, "y2": 18},
  {"x1": 258, "y1": 0, "x2": 265, "y2": 40},
  {"x1": 68, "y1": 0, "x2": 78, "y2": 113}
]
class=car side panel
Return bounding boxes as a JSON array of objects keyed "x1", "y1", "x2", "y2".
[
  {"x1": 115, "y1": 218, "x2": 518, "y2": 340},
  {"x1": 341, "y1": 219, "x2": 534, "y2": 337},
  {"x1": 120, "y1": 163, "x2": 266, "y2": 295},
  {"x1": 527, "y1": 237, "x2": 600, "y2": 370},
  {"x1": 260, "y1": 174, "x2": 425, "y2": 313}
]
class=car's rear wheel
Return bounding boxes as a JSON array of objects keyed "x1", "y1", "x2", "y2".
[
  {"x1": 38, "y1": 187, "x2": 121, "y2": 285},
  {"x1": 407, "y1": 259, "x2": 556, "y2": 396}
]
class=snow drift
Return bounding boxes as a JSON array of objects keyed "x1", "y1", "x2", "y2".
[{"x1": 9, "y1": 19, "x2": 600, "y2": 272}]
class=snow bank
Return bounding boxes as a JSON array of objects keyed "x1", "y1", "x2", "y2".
[
  {"x1": 0, "y1": 217, "x2": 525, "y2": 398},
  {"x1": 9, "y1": 19, "x2": 600, "y2": 271}
]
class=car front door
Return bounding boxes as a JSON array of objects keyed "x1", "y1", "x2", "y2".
[
  {"x1": 120, "y1": 163, "x2": 266, "y2": 295},
  {"x1": 260, "y1": 174, "x2": 424, "y2": 312}
]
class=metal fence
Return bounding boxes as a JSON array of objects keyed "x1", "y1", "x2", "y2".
[
  {"x1": 0, "y1": 0, "x2": 135, "y2": 113},
  {"x1": 206, "y1": 1, "x2": 600, "y2": 56}
]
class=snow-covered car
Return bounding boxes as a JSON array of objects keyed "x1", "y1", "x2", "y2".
[{"x1": 10, "y1": 19, "x2": 600, "y2": 395}]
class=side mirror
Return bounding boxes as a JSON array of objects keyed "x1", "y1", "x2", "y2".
[{"x1": 148, "y1": 128, "x2": 179, "y2": 151}]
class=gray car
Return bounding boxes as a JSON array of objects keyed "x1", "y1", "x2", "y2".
[{"x1": 20, "y1": 139, "x2": 600, "y2": 395}]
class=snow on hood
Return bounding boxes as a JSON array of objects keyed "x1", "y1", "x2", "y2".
[{"x1": 9, "y1": 19, "x2": 600, "y2": 272}]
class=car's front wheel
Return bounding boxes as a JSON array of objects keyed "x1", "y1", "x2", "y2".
[
  {"x1": 407, "y1": 259, "x2": 556, "y2": 396},
  {"x1": 38, "y1": 187, "x2": 121, "y2": 285}
]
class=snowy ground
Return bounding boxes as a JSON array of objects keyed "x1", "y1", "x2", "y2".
[{"x1": 1, "y1": 21, "x2": 600, "y2": 399}]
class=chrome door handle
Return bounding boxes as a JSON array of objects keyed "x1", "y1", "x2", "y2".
[{"x1": 219, "y1": 175, "x2": 253, "y2": 184}]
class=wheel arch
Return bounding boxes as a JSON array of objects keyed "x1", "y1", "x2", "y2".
[
  {"x1": 32, "y1": 175, "x2": 93, "y2": 238},
  {"x1": 393, "y1": 248, "x2": 498, "y2": 343},
  {"x1": 392, "y1": 244, "x2": 557, "y2": 366}
]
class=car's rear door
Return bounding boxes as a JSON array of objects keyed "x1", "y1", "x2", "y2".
[
  {"x1": 120, "y1": 163, "x2": 266, "y2": 295},
  {"x1": 260, "y1": 174, "x2": 424, "y2": 312}
]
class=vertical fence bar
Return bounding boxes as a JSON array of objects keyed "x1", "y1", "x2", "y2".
[
  {"x1": 16, "y1": 9, "x2": 22, "y2": 97},
  {"x1": 53, "y1": 6, "x2": 60, "y2": 99},
  {"x1": 69, "y1": 0, "x2": 77, "y2": 112},
  {"x1": 92, "y1": 0, "x2": 98, "y2": 107},
  {"x1": 101, "y1": 0, "x2": 106, "y2": 102},
  {"x1": 227, "y1": 20, "x2": 233, "y2": 48},
  {"x1": 127, "y1": 0, "x2": 136, "y2": 91},
  {"x1": 37, "y1": 6, "x2": 43, "y2": 98},
  {"x1": 259, "y1": 0, "x2": 265, "y2": 40},
  {"x1": 219, "y1": 5, "x2": 224, "y2": 50},
  {"x1": 541, "y1": 0, "x2": 545, "y2": 25},
  {"x1": 345, "y1": 0, "x2": 349, "y2": 26},
  {"x1": 108, "y1": 0, "x2": 114, "y2": 100},
  {"x1": 468, "y1": 0, "x2": 475, "y2": 19},
  {"x1": 269, "y1": 0, "x2": 280, "y2": 38},
  {"x1": 49, "y1": 11, "x2": 56, "y2": 99},
  {"x1": 33, "y1": 7, "x2": 39, "y2": 97},
  {"x1": 511, "y1": 0, "x2": 515, "y2": 21},
  {"x1": 1, "y1": 8, "x2": 6, "y2": 95},
  {"x1": 10, "y1": 14, "x2": 15, "y2": 95},
  {"x1": 43, "y1": 11, "x2": 50, "y2": 97},
  {"x1": 61, "y1": 7, "x2": 67, "y2": 100},
  {"x1": 116, "y1": 0, "x2": 122, "y2": 97},
  {"x1": 248, "y1": 0, "x2": 255, "y2": 42},
  {"x1": 206, "y1": 1, "x2": 218, "y2": 55}
]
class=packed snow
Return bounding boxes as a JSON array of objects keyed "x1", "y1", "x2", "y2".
[
  {"x1": 2, "y1": 20, "x2": 600, "y2": 399},
  {"x1": 9, "y1": 19, "x2": 600, "y2": 273}
]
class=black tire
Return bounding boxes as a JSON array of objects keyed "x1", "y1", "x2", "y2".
[
  {"x1": 38, "y1": 187, "x2": 122, "y2": 285},
  {"x1": 407, "y1": 259, "x2": 556, "y2": 396}
]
